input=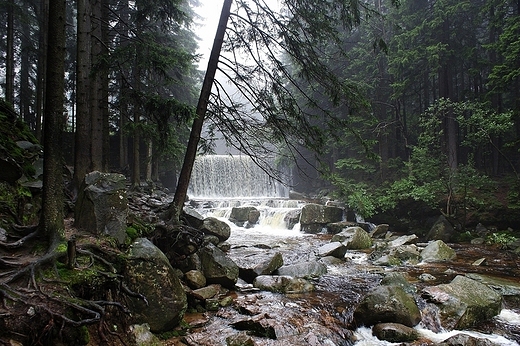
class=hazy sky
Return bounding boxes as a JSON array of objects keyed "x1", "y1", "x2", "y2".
[
  {"x1": 195, "y1": 0, "x2": 280, "y2": 69},
  {"x1": 195, "y1": 1, "x2": 222, "y2": 68}
]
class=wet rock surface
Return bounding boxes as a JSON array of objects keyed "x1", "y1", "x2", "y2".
[{"x1": 125, "y1": 195, "x2": 520, "y2": 346}]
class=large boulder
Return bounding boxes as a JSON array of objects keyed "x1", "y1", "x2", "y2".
[
  {"x1": 230, "y1": 206, "x2": 259, "y2": 227},
  {"x1": 372, "y1": 323, "x2": 419, "y2": 343},
  {"x1": 199, "y1": 243, "x2": 239, "y2": 289},
  {"x1": 124, "y1": 238, "x2": 187, "y2": 333},
  {"x1": 235, "y1": 252, "x2": 284, "y2": 283},
  {"x1": 439, "y1": 333, "x2": 501, "y2": 346},
  {"x1": 421, "y1": 275, "x2": 503, "y2": 330},
  {"x1": 331, "y1": 226, "x2": 373, "y2": 249},
  {"x1": 300, "y1": 203, "x2": 343, "y2": 234},
  {"x1": 421, "y1": 240, "x2": 456, "y2": 262},
  {"x1": 426, "y1": 215, "x2": 456, "y2": 242},
  {"x1": 276, "y1": 261, "x2": 328, "y2": 278},
  {"x1": 182, "y1": 206, "x2": 205, "y2": 228},
  {"x1": 353, "y1": 285, "x2": 421, "y2": 327},
  {"x1": 75, "y1": 171, "x2": 128, "y2": 245},
  {"x1": 200, "y1": 217, "x2": 231, "y2": 242},
  {"x1": 316, "y1": 242, "x2": 348, "y2": 259}
]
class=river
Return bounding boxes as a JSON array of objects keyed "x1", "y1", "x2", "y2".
[{"x1": 164, "y1": 198, "x2": 520, "y2": 346}]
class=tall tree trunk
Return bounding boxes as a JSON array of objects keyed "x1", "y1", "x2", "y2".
[
  {"x1": 145, "y1": 139, "x2": 153, "y2": 183},
  {"x1": 90, "y1": 0, "x2": 103, "y2": 171},
  {"x1": 439, "y1": 18, "x2": 457, "y2": 172},
  {"x1": 41, "y1": 0, "x2": 66, "y2": 248},
  {"x1": 20, "y1": 21, "x2": 32, "y2": 128},
  {"x1": 73, "y1": 0, "x2": 92, "y2": 193},
  {"x1": 6, "y1": 0, "x2": 15, "y2": 106},
  {"x1": 131, "y1": 110, "x2": 140, "y2": 188},
  {"x1": 169, "y1": 0, "x2": 232, "y2": 222},
  {"x1": 117, "y1": 4, "x2": 130, "y2": 172},
  {"x1": 101, "y1": 0, "x2": 110, "y2": 171},
  {"x1": 119, "y1": 80, "x2": 128, "y2": 170},
  {"x1": 35, "y1": 0, "x2": 49, "y2": 141}
]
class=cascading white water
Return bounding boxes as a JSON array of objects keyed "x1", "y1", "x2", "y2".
[{"x1": 188, "y1": 155, "x2": 289, "y2": 198}]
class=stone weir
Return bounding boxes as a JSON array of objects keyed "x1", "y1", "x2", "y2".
[{"x1": 187, "y1": 155, "x2": 289, "y2": 199}]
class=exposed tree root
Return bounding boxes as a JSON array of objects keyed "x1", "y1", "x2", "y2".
[
  {"x1": 0, "y1": 228, "x2": 40, "y2": 249},
  {"x1": 0, "y1": 234, "x2": 142, "y2": 345}
]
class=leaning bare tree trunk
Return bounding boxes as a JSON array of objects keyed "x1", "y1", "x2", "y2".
[
  {"x1": 41, "y1": 0, "x2": 66, "y2": 249},
  {"x1": 168, "y1": 0, "x2": 232, "y2": 223}
]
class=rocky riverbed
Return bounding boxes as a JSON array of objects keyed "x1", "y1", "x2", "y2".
[{"x1": 147, "y1": 197, "x2": 520, "y2": 346}]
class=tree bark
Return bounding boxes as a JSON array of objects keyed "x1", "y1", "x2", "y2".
[
  {"x1": 169, "y1": 0, "x2": 232, "y2": 223},
  {"x1": 73, "y1": 0, "x2": 92, "y2": 194},
  {"x1": 41, "y1": 0, "x2": 66, "y2": 248},
  {"x1": 35, "y1": 0, "x2": 48, "y2": 142},
  {"x1": 6, "y1": 0, "x2": 15, "y2": 106},
  {"x1": 20, "y1": 20, "x2": 32, "y2": 128},
  {"x1": 101, "y1": 0, "x2": 110, "y2": 171},
  {"x1": 90, "y1": 0, "x2": 104, "y2": 171},
  {"x1": 145, "y1": 138, "x2": 153, "y2": 183}
]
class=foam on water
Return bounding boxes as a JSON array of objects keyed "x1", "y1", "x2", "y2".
[
  {"x1": 353, "y1": 310, "x2": 520, "y2": 346},
  {"x1": 496, "y1": 309, "x2": 520, "y2": 326}
]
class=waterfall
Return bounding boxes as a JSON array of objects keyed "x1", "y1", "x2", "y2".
[{"x1": 188, "y1": 155, "x2": 289, "y2": 199}]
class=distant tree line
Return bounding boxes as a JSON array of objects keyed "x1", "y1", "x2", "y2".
[
  {"x1": 1, "y1": 0, "x2": 201, "y2": 193},
  {"x1": 291, "y1": 0, "x2": 520, "y2": 222}
]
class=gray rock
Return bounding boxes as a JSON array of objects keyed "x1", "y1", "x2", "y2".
[
  {"x1": 230, "y1": 206, "x2": 258, "y2": 226},
  {"x1": 283, "y1": 209, "x2": 301, "y2": 230},
  {"x1": 370, "y1": 224, "x2": 390, "y2": 238},
  {"x1": 300, "y1": 203, "x2": 343, "y2": 224},
  {"x1": 237, "y1": 252, "x2": 284, "y2": 283},
  {"x1": 331, "y1": 226, "x2": 372, "y2": 249},
  {"x1": 75, "y1": 171, "x2": 128, "y2": 245},
  {"x1": 276, "y1": 261, "x2": 328, "y2": 278},
  {"x1": 176, "y1": 253, "x2": 202, "y2": 273},
  {"x1": 421, "y1": 240, "x2": 456, "y2": 262},
  {"x1": 185, "y1": 270, "x2": 206, "y2": 289},
  {"x1": 439, "y1": 333, "x2": 501, "y2": 346},
  {"x1": 326, "y1": 221, "x2": 358, "y2": 234},
  {"x1": 127, "y1": 323, "x2": 162, "y2": 346},
  {"x1": 422, "y1": 275, "x2": 503, "y2": 330},
  {"x1": 226, "y1": 332, "x2": 255, "y2": 346},
  {"x1": 388, "y1": 234, "x2": 418, "y2": 248},
  {"x1": 124, "y1": 238, "x2": 187, "y2": 332},
  {"x1": 199, "y1": 243, "x2": 239, "y2": 289},
  {"x1": 191, "y1": 284, "x2": 221, "y2": 300},
  {"x1": 354, "y1": 285, "x2": 421, "y2": 327},
  {"x1": 464, "y1": 273, "x2": 520, "y2": 300},
  {"x1": 253, "y1": 275, "x2": 315, "y2": 293},
  {"x1": 380, "y1": 272, "x2": 416, "y2": 294},
  {"x1": 316, "y1": 242, "x2": 347, "y2": 258},
  {"x1": 419, "y1": 273, "x2": 437, "y2": 282},
  {"x1": 372, "y1": 323, "x2": 419, "y2": 343},
  {"x1": 182, "y1": 206, "x2": 205, "y2": 228},
  {"x1": 390, "y1": 245, "x2": 421, "y2": 264},
  {"x1": 300, "y1": 223, "x2": 326, "y2": 234},
  {"x1": 426, "y1": 215, "x2": 455, "y2": 242},
  {"x1": 248, "y1": 209, "x2": 261, "y2": 225},
  {"x1": 200, "y1": 217, "x2": 231, "y2": 242}
]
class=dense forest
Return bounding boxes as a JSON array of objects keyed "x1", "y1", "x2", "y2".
[
  {"x1": 1, "y1": 0, "x2": 520, "y2": 343},
  {"x1": 1, "y1": 0, "x2": 519, "y2": 225}
]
